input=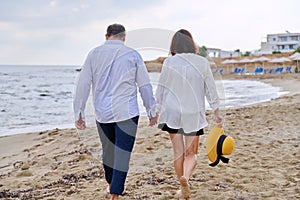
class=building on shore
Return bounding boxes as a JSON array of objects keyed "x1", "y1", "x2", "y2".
[
  {"x1": 207, "y1": 48, "x2": 242, "y2": 58},
  {"x1": 260, "y1": 31, "x2": 300, "y2": 54}
]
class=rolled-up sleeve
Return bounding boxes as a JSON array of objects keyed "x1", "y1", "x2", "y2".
[{"x1": 73, "y1": 54, "x2": 93, "y2": 121}]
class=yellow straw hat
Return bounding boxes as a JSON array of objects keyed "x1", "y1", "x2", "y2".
[{"x1": 206, "y1": 125, "x2": 234, "y2": 167}]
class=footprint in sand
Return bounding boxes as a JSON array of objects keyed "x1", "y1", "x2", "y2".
[
  {"x1": 16, "y1": 170, "x2": 33, "y2": 177},
  {"x1": 13, "y1": 161, "x2": 24, "y2": 169}
]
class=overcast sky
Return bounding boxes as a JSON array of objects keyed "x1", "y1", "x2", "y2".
[{"x1": 0, "y1": 0, "x2": 299, "y2": 65}]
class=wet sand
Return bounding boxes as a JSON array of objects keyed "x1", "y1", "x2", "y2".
[{"x1": 0, "y1": 74, "x2": 299, "y2": 199}]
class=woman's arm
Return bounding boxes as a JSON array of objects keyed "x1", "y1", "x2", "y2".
[
  {"x1": 204, "y1": 60, "x2": 223, "y2": 126},
  {"x1": 155, "y1": 61, "x2": 169, "y2": 114}
]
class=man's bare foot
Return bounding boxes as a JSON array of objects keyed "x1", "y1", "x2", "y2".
[
  {"x1": 110, "y1": 194, "x2": 119, "y2": 200},
  {"x1": 106, "y1": 184, "x2": 110, "y2": 198},
  {"x1": 179, "y1": 176, "x2": 190, "y2": 199}
]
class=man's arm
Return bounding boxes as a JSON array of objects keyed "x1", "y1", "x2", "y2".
[
  {"x1": 73, "y1": 54, "x2": 93, "y2": 129},
  {"x1": 135, "y1": 54, "x2": 157, "y2": 126}
]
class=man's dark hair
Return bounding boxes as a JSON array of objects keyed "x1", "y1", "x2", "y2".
[{"x1": 106, "y1": 24, "x2": 126, "y2": 38}]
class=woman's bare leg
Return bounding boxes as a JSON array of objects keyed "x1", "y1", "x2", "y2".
[
  {"x1": 179, "y1": 135, "x2": 199, "y2": 199},
  {"x1": 183, "y1": 135, "x2": 199, "y2": 180},
  {"x1": 169, "y1": 134, "x2": 185, "y2": 180}
]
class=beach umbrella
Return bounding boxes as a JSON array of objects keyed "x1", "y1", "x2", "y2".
[
  {"x1": 209, "y1": 61, "x2": 216, "y2": 66},
  {"x1": 239, "y1": 58, "x2": 253, "y2": 63},
  {"x1": 289, "y1": 52, "x2": 300, "y2": 59},
  {"x1": 269, "y1": 58, "x2": 281, "y2": 63},
  {"x1": 278, "y1": 57, "x2": 291, "y2": 62},
  {"x1": 253, "y1": 56, "x2": 270, "y2": 62},
  {"x1": 269, "y1": 58, "x2": 280, "y2": 69},
  {"x1": 238, "y1": 58, "x2": 253, "y2": 72},
  {"x1": 221, "y1": 59, "x2": 239, "y2": 64},
  {"x1": 252, "y1": 56, "x2": 270, "y2": 68},
  {"x1": 269, "y1": 57, "x2": 291, "y2": 68},
  {"x1": 291, "y1": 53, "x2": 300, "y2": 60},
  {"x1": 291, "y1": 53, "x2": 300, "y2": 71},
  {"x1": 269, "y1": 57, "x2": 290, "y2": 63},
  {"x1": 221, "y1": 59, "x2": 238, "y2": 73}
]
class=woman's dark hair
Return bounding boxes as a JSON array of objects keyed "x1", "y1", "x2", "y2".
[{"x1": 170, "y1": 29, "x2": 197, "y2": 56}]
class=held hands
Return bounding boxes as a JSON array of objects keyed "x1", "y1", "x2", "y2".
[
  {"x1": 75, "y1": 114, "x2": 86, "y2": 130},
  {"x1": 149, "y1": 114, "x2": 158, "y2": 126}
]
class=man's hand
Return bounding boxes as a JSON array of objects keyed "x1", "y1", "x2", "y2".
[{"x1": 75, "y1": 114, "x2": 86, "y2": 130}]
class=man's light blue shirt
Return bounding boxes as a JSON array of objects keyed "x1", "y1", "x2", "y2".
[{"x1": 74, "y1": 40, "x2": 156, "y2": 123}]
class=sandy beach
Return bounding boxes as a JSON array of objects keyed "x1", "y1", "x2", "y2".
[{"x1": 0, "y1": 73, "x2": 299, "y2": 199}]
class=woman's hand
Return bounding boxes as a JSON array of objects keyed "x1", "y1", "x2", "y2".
[{"x1": 214, "y1": 109, "x2": 224, "y2": 127}]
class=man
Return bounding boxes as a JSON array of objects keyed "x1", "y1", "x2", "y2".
[{"x1": 73, "y1": 23, "x2": 157, "y2": 200}]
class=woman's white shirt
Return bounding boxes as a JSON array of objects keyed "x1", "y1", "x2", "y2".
[{"x1": 156, "y1": 53, "x2": 220, "y2": 133}]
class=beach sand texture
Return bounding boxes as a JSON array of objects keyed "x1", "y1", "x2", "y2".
[{"x1": 0, "y1": 74, "x2": 299, "y2": 199}]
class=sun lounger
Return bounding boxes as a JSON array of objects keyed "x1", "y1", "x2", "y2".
[
  {"x1": 233, "y1": 68, "x2": 240, "y2": 73},
  {"x1": 240, "y1": 67, "x2": 245, "y2": 74},
  {"x1": 214, "y1": 68, "x2": 223, "y2": 75},
  {"x1": 254, "y1": 67, "x2": 264, "y2": 74},
  {"x1": 233, "y1": 67, "x2": 245, "y2": 74},
  {"x1": 275, "y1": 67, "x2": 283, "y2": 73},
  {"x1": 285, "y1": 66, "x2": 292, "y2": 73}
]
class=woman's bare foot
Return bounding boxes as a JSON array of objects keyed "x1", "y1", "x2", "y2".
[
  {"x1": 179, "y1": 176, "x2": 190, "y2": 199},
  {"x1": 175, "y1": 189, "x2": 182, "y2": 199}
]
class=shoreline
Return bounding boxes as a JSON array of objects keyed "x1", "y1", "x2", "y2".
[
  {"x1": 1, "y1": 74, "x2": 296, "y2": 137},
  {"x1": 0, "y1": 74, "x2": 299, "y2": 199},
  {"x1": 0, "y1": 123, "x2": 75, "y2": 138}
]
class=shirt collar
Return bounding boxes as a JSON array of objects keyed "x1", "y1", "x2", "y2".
[{"x1": 105, "y1": 40, "x2": 124, "y2": 45}]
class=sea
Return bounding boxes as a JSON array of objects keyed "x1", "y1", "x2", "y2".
[{"x1": 0, "y1": 65, "x2": 287, "y2": 136}]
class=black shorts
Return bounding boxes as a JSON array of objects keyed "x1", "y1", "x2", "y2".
[{"x1": 158, "y1": 123, "x2": 204, "y2": 136}]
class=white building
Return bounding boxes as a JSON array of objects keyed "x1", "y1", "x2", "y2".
[
  {"x1": 207, "y1": 48, "x2": 241, "y2": 58},
  {"x1": 260, "y1": 32, "x2": 300, "y2": 54}
]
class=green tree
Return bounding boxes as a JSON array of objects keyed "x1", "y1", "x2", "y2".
[
  {"x1": 294, "y1": 46, "x2": 300, "y2": 53},
  {"x1": 242, "y1": 51, "x2": 251, "y2": 57},
  {"x1": 272, "y1": 50, "x2": 281, "y2": 54},
  {"x1": 198, "y1": 46, "x2": 208, "y2": 57}
]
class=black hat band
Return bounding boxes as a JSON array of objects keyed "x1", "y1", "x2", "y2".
[
  {"x1": 217, "y1": 135, "x2": 227, "y2": 155},
  {"x1": 209, "y1": 135, "x2": 230, "y2": 167}
]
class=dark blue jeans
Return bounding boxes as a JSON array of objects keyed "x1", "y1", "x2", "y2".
[{"x1": 96, "y1": 116, "x2": 139, "y2": 195}]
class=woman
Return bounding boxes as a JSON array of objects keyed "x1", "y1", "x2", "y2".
[{"x1": 156, "y1": 29, "x2": 223, "y2": 199}]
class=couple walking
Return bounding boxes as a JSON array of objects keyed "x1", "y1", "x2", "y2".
[{"x1": 73, "y1": 23, "x2": 223, "y2": 200}]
